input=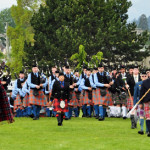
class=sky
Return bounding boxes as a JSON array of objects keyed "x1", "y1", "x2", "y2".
[
  {"x1": 0, "y1": 0, "x2": 149, "y2": 21},
  {"x1": 128, "y1": 0, "x2": 150, "y2": 21},
  {"x1": 0, "y1": 0, "x2": 17, "y2": 10}
]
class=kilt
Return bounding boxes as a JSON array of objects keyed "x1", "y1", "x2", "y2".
[
  {"x1": 144, "y1": 102, "x2": 150, "y2": 119},
  {"x1": 23, "y1": 94, "x2": 29, "y2": 108},
  {"x1": 14, "y1": 94, "x2": 23, "y2": 110},
  {"x1": 0, "y1": 84, "x2": 14, "y2": 123},
  {"x1": 92, "y1": 89, "x2": 97, "y2": 105},
  {"x1": 112, "y1": 93, "x2": 119, "y2": 104},
  {"x1": 80, "y1": 90, "x2": 92, "y2": 105},
  {"x1": 112, "y1": 93, "x2": 127, "y2": 105},
  {"x1": 68, "y1": 91, "x2": 79, "y2": 107},
  {"x1": 53, "y1": 98, "x2": 68, "y2": 112},
  {"x1": 127, "y1": 96, "x2": 133, "y2": 110},
  {"x1": 28, "y1": 89, "x2": 47, "y2": 106},
  {"x1": 137, "y1": 105, "x2": 144, "y2": 117},
  {"x1": 79, "y1": 92, "x2": 83, "y2": 107},
  {"x1": 107, "y1": 91, "x2": 113, "y2": 106},
  {"x1": 93, "y1": 88, "x2": 109, "y2": 106}
]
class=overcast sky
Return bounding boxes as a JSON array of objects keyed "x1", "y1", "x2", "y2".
[{"x1": 0, "y1": 0, "x2": 149, "y2": 21}]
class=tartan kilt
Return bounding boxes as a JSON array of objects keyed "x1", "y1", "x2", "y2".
[
  {"x1": 0, "y1": 84, "x2": 14, "y2": 123},
  {"x1": 14, "y1": 94, "x2": 23, "y2": 110},
  {"x1": 93, "y1": 88, "x2": 109, "y2": 106},
  {"x1": 92, "y1": 89, "x2": 97, "y2": 105},
  {"x1": 127, "y1": 96, "x2": 133, "y2": 110},
  {"x1": 68, "y1": 91, "x2": 79, "y2": 107},
  {"x1": 53, "y1": 99, "x2": 68, "y2": 112},
  {"x1": 80, "y1": 90, "x2": 92, "y2": 105},
  {"x1": 28, "y1": 89, "x2": 47, "y2": 106},
  {"x1": 78, "y1": 92, "x2": 83, "y2": 107},
  {"x1": 144, "y1": 102, "x2": 150, "y2": 119},
  {"x1": 23, "y1": 94, "x2": 29, "y2": 108},
  {"x1": 112, "y1": 93, "x2": 120, "y2": 104},
  {"x1": 137, "y1": 105, "x2": 144, "y2": 117},
  {"x1": 112, "y1": 93, "x2": 127, "y2": 105},
  {"x1": 107, "y1": 91, "x2": 113, "y2": 106}
]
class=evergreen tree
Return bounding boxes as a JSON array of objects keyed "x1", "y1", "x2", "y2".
[
  {"x1": 138, "y1": 14, "x2": 149, "y2": 30},
  {"x1": 148, "y1": 16, "x2": 150, "y2": 30},
  {"x1": 25, "y1": 0, "x2": 149, "y2": 66}
]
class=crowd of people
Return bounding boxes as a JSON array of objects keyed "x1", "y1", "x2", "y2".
[{"x1": 1, "y1": 62, "x2": 150, "y2": 137}]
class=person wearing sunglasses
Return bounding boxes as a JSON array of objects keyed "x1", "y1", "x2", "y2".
[{"x1": 134, "y1": 71, "x2": 148, "y2": 135}]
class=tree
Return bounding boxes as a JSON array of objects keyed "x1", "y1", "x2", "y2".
[
  {"x1": 0, "y1": 52, "x2": 4, "y2": 60},
  {"x1": 89, "y1": 51, "x2": 103, "y2": 67},
  {"x1": 0, "y1": 8, "x2": 15, "y2": 46},
  {"x1": 0, "y1": 8, "x2": 15, "y2": 34},
  {"x1": 148, "y1": 16, "x2": 150, "y2": 30},
  {"x1": 25, "y1": 0, "x2": 149, "y2": 66},
  {"x1": 138, "y1": 14, "x2": 149, "y2": 30},
  {"x1": 7, "y1": 0, "x2": 35, "y2": 74},
  {"x1": 70, "y1": 45, "x2": 88, "y2": 71}
]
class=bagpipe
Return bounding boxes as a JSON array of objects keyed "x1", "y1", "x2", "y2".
[{"x1": 0, "y1": 62, "x2": 11, "y2": 88}]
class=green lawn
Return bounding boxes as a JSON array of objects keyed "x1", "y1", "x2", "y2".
[{"x1": 0, "y1": 117, "x2": 149, "y2": 150}]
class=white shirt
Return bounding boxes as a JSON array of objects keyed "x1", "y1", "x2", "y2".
[{"x1": 133, "y1": 75, "x2": 139, "y2": 83}]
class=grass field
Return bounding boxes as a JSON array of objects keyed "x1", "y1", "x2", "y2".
[{"x1": 0, "y1": 117, "x2": 150, "y2": 150}]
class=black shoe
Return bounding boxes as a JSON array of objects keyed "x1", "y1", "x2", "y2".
[
  {"x1": 29, "y1": 114, "x2": 34, "y2": 118},
  {"x1": 99, "y1": 116, "x2": 104, "y2": 121},
  {"x1": 82, "y1": 115, "x2": 86, "y2": 118},
  {"x1": 123, "y1": 117, "x2": 127, "y2": 119},
  {"x1": 33, "y1": 117, "x2": 37, "y2": 120},
  {"x1": 58, "y1": 123, "x2": 62, "y2": 126},
  {"x1": 138, "y1": 131, "x2": 144, "y2": 135},
  {"x1": 147, "y1": 132, "x2": 150, "y2": 137}
]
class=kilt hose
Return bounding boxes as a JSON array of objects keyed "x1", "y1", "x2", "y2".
[
  {"x1": 144, "y1": 102, "x2": 150, "y2": 119},
  {"x1": 14, "y1": 94, "x2": 23, "y2": 110},
  {"x1": 28, "y1": 89, "x2": 47, "y2": 106},
  {"x1": 68, "y1": 91, "x2": 79, "y2": 108},
  {"x1": 53, "y1": 99, "x2": 68, "y2": 112},
  {"x1": 127, "y1": 96, "x2": 133, "y2": 110},
  {"x1": 0, "y1": 84, "x2": 14, "y2": 123},
  {"x1": 93, "y1": 88, "x2": 109, "y2": 106},
  {"x1": 23, "y1": 94, "x2": 29, "y2": 108},
  {"x1": 80, "y1": 90, "x2": 92, "y2": 106}
]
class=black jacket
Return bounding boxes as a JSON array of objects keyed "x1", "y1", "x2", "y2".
[
  {"x1": 51, "y1": 80, "x2": 70, "y2": 100},
  {"x1": 127, "y1": 74, "x2": 141, "y2": 96},
  {"x1": 139, "y1": 78, "x2": 150, "y2": 104},
  {"x1": 110, "y1": 76, "x2": 125, "y2": 94}
]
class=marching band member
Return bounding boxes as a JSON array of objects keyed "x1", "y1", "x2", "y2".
[
  {"x1": 27, "y1": 64, "x2": 47, "y2": 120},
  {"x1": 94, "y1": 63, "x2": 113, "y2": 121},
  {"x1": 50, "y1": 72, "x2": 73, "y2": 126},
  {"x1": 13, "y1": 71, "x2": 26, "y2": 117},
  {"x1": 0, "y1": 80, "x2": 14, "y2": 123}
]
